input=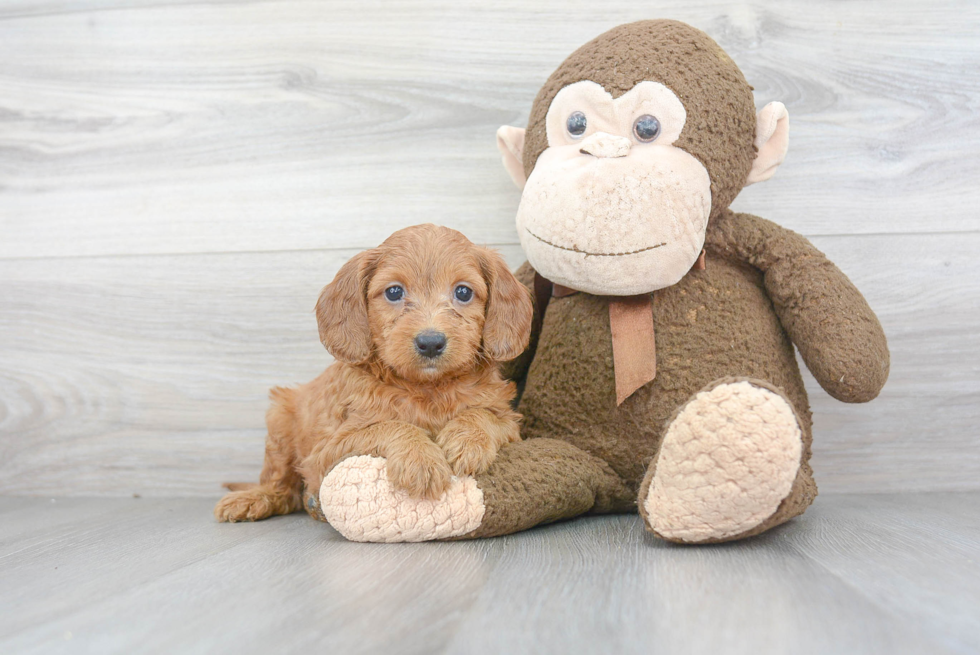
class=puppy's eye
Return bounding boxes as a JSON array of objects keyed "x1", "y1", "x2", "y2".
[
  {"x1": 633, "y1": 114, "x2": 661, "y2": 142},
  {"x1": 384, "y1": 285, "x2": 404, "y2": 302},
  {"x1": 454, "y1": 285, "x2": 473, "y2": 303},
  {"x1": 566, "y1": 111, "x2": 587, "y2": 139}
]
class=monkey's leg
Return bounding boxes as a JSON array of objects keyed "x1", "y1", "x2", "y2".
[
  {"x1": 318, "y1": 438, "x2": 633, "y2": 543},
  {"x1": 638, "y1": 377, "x2": 817, "y2": 544}
]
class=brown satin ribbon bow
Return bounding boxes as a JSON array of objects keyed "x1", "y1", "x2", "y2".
[{"x1": 534, "y1": 249, "x2": 705, "y2": 406}]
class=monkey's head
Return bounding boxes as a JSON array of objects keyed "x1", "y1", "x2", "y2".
[{"x1": 497, "y1": 20, "x2": 789, "y2": 296}]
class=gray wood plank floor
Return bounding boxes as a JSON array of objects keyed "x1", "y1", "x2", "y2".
[{"x1": 1, "y1": 493, "x2": 977, "y2": 655}]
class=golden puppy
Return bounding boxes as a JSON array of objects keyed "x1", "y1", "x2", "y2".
[{"x1": 215, "y1": 224, "x2": 533, "y2": 522}]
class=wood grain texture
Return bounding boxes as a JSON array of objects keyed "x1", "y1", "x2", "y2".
[
  {"x1": 0, "y1": 494, "x2": 977, "y2": 654},
  {"x1": 1, "y1": 0, "x2": 979, "y2": 260},
  {"x1": 0, "y1": 1, "x2": 978, "y2": 496}
]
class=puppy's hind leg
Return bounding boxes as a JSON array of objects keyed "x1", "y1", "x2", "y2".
[
  {"x1": 214, "y1": 485, "x2": 300, "y2": 523},
  {"x1": 214, "y1": 387, "x2": 304, "y2": 523}
]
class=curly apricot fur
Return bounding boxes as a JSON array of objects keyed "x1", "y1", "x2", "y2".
[{"x1": 215, "y1": 224, "x2": 532, "y2": 522}]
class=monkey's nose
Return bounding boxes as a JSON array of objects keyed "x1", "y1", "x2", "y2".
[
  {"x1": 414, "y1": 330, "x2": 447, "y2": 359},
  {"x1": 579, "y1": 132, "x2": 631, "y2": 158}
]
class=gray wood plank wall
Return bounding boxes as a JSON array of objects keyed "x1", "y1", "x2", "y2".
[{"x1": 1, "y1": 1, "x2": 978, "y2": 496}]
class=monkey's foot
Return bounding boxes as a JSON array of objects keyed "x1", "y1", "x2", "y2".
[
  {"x1": 639, "y1": 379, "x2": 804, "y2": 543},
  {"x1": 319, "y1": 455, "x2": 485, "y2": 543}
]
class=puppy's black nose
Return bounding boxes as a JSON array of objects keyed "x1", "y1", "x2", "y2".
[{"x1": 414, "y1": 331, "x2": 447, "y2": 359}]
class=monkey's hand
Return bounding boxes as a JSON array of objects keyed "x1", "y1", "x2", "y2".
[{"x1": 711, "y1": 212, "x2": 890, "y2": 403}]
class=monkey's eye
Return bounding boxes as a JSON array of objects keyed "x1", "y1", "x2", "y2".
[
  {"x1": 633, "y1": 114, "x2": 661, "y2": 142},
  {"x1": 454, "y1": 285, "x2": 473, "y2": 303},
  {"x1": 566, "y1": 111, "x2": 587, "y2": 139},
  {"x1": 384, "y1": 285, "x2": 404, "y2": 302}
]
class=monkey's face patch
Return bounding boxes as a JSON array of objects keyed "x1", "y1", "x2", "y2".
[{"x1": 516, "y1": 81, "x2": 711, "y2": 296}]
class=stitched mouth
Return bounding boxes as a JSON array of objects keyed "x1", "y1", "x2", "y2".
[{"x1": 526, "y1": 228, "x2": 666, "y2": 257}]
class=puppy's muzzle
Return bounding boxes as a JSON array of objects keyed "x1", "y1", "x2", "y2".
[{"x1": 414, "y1": 330, "x2": 447, "y2": 359}]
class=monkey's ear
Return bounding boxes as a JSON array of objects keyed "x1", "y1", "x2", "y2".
[
  {"x1": 477, "y1": 247, "x2": 533, "y2": 362},
  {"x1": 315, "y1": 250, "x2": 378, "y2": 364},
  {"x1": 496, "y1": 126, "x2": 527, "y2": 189},
  {"x1": 746, "y1": 102, "x2": 790, "y2": 186}
]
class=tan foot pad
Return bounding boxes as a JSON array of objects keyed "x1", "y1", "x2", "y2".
[
  {"x1": 643, "y1": 381, "x2": 802, "y2": 542},
  {"x1": 319, "y1": 455, "x2": 485, "y2": 543}
]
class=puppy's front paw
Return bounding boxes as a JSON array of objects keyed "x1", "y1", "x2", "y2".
[
  {"x1": 438, "y1": 426, "x2": 497, "y2": 477},
  {"x1": 386, "y1": 443, "x2": 453, "y2": 500}
]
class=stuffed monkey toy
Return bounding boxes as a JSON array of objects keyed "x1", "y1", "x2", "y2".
[{"x1": 318, "y1": 19, "x2": 889, "y2": 543}]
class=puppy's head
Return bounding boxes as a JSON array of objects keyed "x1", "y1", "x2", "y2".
[{"x1": 316, "y1": 224, "x2": 533, "y2": 382}]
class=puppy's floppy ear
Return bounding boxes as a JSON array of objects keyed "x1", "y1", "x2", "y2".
[
  {"x1": 477, "y1": 247, "x2": 533, "y2": 361},
  {"x1": 315, "y1": 249, "x2": 378, "y2": 364}
]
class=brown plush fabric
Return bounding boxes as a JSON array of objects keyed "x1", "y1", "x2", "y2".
[
  {"x1": 706, "y1": 210, "x2": 890, "y2": 402},
  {"x1": 480, "y1": 213, "x2": 887, "y2": 544},
  {"x1": 522, "y1": 19, "x2": 757, "y2": 220},
  {"x1": 463, "y1": 438, "x2": 634, "y2": 539},
  {"x1": 477, "y1": 216, "x2": 843, "y2": 540},
  {"x1": 474, "y1": 19, "x2": 888, "y2": 543},
  {"x1": 517, "y1": 236, "x2": 816, "y2": 492}
]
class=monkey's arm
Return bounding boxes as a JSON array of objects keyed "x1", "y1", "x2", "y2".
[
  {"x1": 707, "y1": 211, "x2": 889, "y2": 403},
  {"x1": 499, "y1": 261, "x2": 544, "y2": 387}
]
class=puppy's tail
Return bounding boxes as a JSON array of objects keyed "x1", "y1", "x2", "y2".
[
  {"x1": 268, "y1": 385, "x2": 296, "y2": 409},
  {"x1": 267, "y1": 385, "x2": 300, "y2": 450},
  {"x1": 221, "y1": 386, "x2": 299, "y2": 494},
  {"x1": 222, "y1": 482, "x2": 259, "y2": 492}
]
